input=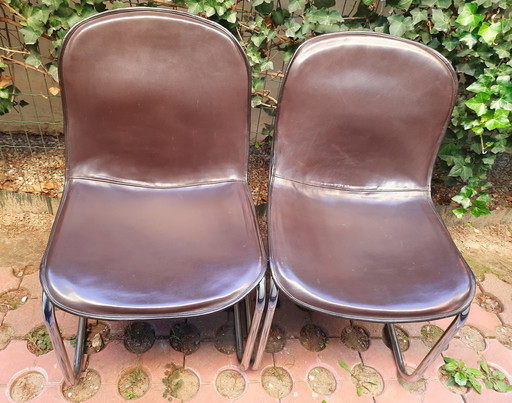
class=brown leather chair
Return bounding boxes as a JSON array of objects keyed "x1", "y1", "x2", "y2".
[
  {"x1": 40, "y1": 8, "x2": 267, "y2": 385},
  {"x1": 254, "y1": 32, "x2": 476, "y2": 381}
]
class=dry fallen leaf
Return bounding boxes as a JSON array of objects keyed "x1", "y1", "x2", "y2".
[
  {"x1": 0, "y1": 74, "x2": 13, "y2": 87},
  {"x1": 48, "y1": 86, "x2": 60, "y2": 96}
]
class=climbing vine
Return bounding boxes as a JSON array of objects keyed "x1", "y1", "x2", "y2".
[{"x1": 0, "y1": 0, "x2": 511, "y2": 217}]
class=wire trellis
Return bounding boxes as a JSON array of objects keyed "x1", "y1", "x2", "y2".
[{"x1": 0, "y1": 0, "x2": 361, "y2": 203}]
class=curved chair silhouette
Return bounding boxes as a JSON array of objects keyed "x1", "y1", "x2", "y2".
[
  {"x1": 254, "y1": 32, "x2": 476, "y2": 381},
  {"x1": 40, "y1": 8, "x2": 267, "y2": 384}
]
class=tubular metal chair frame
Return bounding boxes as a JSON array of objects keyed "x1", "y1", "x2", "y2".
[
  {"x1": 253, "y1": 278, "x2": 469, "y2": 381},
  {"x1": 43, "y1": 281, "x2": 265, "y2": 385},
  {"x1": 41, "y1": 8, "x2": 267, "y2": 385},
  {"x1": 252, "y1": 32, "x2": 475, "y2": 381}
]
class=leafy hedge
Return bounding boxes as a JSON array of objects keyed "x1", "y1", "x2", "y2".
[{"x1": 0, "y1": 0, "x2": 511, "y2": 217}]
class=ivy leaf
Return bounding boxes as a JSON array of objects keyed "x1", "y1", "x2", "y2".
[
  {"x1": 491, "y1": 98, "x2": 512, "y2": 111},
  {"x1": 204, "y1": 3, "x2": 216, "y2": 17},
  {"x1": 449, "y1": 162, "x2": 473, "y2": 181},
  {"x1": 271, "y1": 9, "x2": 289, "y2": 25},
  {"x1": 112, "y1": 1, "x2": 126, "y2": 8},
  {"x1": 452, "y1": 195, "x2": 472, "y2": 208},
  {"x1": 478, "y1": 22, "x2": 502, "y2": 44},
  {"x1": 443, "y1": 37, "x2": 458, "y2": 51},
  {"x1": 388, "y1": 0, "x2": 413, "y2": 10},
  {"x1": 431, "y1": 9, "x2": 451, "y2": 33},
  {"x1": 459, "y1": 33, "x2": 478, "y2": 48},
  {"x1": 436, "y1": 0, "x2": 452, "y2": 8},
  {"x1": 466, "y1": 81, "x2": 492, "y2": 94},
  {"x1": 411, "y1": 9, "x2": 428, "y2": 25},
  {"x1": 226, "y1": 11, "x2": 237, "y2": 23},
  {"x1": 251, "y1": 94, "x2": 262, "y2": 108},
  {"x1": 452, "y1": 208, "x2": 467, "y2": 218},
  {"x1": 465, "y1": 93, "x2": 490, "y2": 116},
  {"x1": 494, "y1": 43, "x2": 511, "y2": 58},
  {"x1": 251, "y1": 34, "x2": 266, "y2": 47},
  {"x1": 388, "y1": 15, "x2": 414, "y2": 37},
  {"x1": 186, "y1": 1, "x2": 203, "y2": 14},
  {"x1": 260, "y1": 59, "x2": 274, "y2": 71},
  {"x1": 19, "y1": 27, "x2": 40, "y2": 45},
  {"x1": 313, "y1": 0, "x2": 336, "y2": 8},
  {"x1": 289, "y1": 0, "x2": 305, "y2": 13},
  {"x1": 471, "y1": 206, "x2": 490, "y2": 217},
  {"x1": 456, "y1": 3, "x2": 484, "y2": 28},
  {"x1": 48, "y1": 64, "x2": 59, "y2": 82},
  {"x1": 284, "y1": 18, "x2": 302, "y2": 37},
  {"x1": 42, "y1": 0, "x2": 64, "y2": 8},
  {"x1": 25, "y1": 49, "x2": 42, "y2": 68},
  {"x1": 255, "y1": 0, "x2": 273, "y2": 15},
  {"x1": 484, "y1": 109, "x2": 510, "y2": 130}
]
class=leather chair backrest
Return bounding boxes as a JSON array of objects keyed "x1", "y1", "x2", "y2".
[
  {"x1": 60, "y1": 9, "x2": 250, "y2": 186},
  {"x1": 273, "y1": 32, "x2": 457, "y2": 191}
]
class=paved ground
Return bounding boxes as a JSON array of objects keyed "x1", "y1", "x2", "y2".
[{"x1": 1, "y1": 263, "x2": 512, "y2": 402}]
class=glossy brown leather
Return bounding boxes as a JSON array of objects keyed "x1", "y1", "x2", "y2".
[
  {"x1": 269, "y1": 32, "x2": 475, "y2": 322},
  {"x1": 40, "y1": 9, "x2": 266, "y2": 319}
]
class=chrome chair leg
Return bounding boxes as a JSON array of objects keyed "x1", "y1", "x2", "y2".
[
  {"x1": 252, "y1": 277, "x2": 278, "y2": 370},
  {"x1": 240, "y1": 278, "x2": 266, "y2": 371},
  {"x1": 234, "y1": 303, "x2": 244, "y2": 362},
  {"x1": 43, "y1": 291, "x2": 87, "y2": 385},
  {"x1": 245, "y1": 294, "x2": 253, "y2": 331},
  {"x1": 386, "y1": 307, "x2": 470, "y2": 382}
]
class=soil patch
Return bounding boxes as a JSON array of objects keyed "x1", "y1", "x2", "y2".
[
  {"x1": 0, "y1": 212, "x2": 53, "y2": 276},
  {"x1": 475, "y1": 292, "x2": 504, "y2": 314},
  {"x1": 458, "y1": 325, "x2": 486, "y2": 352},
  {"x1": 0, "y1": 287, "x2": 30, "y2": 313},
  {"x1": 420, "y1": 324, "x2": 444, "y2": 348},
  {"x1": 9, "y1": 371, "x2": 46, "y2": 402},
  {"x1": 340, "y1": 325, "x2": 370, "y2": 352},
  {"x1": 261, "y1": 366, "x2": 293, "y2": 398},
  {"x1": 215, "y1": 369, "x2": 246, "y2": 399},
  {"x1": 214, "y1": 323, "x2": 236, "y2": 355},
  {"x1": 0, "y1": 323, "x2": 15, "y2": 350},
  {"x1": 449, "y1": 224, "x2": 512, "y2": 284},
  {"x1": 85, "y1": 322, "x2": 110, "y2": 354},
  {"x1": 382, "y1": 325, "x2": 410, "y2": 352},
  {"x1": 62, "y1": 368, "x2": 101, "y2": 402},
  {"x1": 495, "y1": 325, "x2": 512, "y2": 349},
  {"x1": 123, "y1": 322, "x2": 155, "y2": 354},
  {"x1": 398, "y1": 367, "x2": 427, "y2": 394},
  {"x1": 265, "y1": 325, "x2": 286, "y2": 353},
  {"x1": 117, "y1": 366, "x2": 150, "y2": 400},
  {"x1": 299, "y1": 324, "x2": 329, "y2": 352},
  {"x1": 169, "y1": 322, "x2": 201, "y2": 355},
  {"x1": 307, "y1": 366, "x2": 337, "y2": 396},
  {"x1": 162, "y1": 365, "x2": 200, "y2": 401},
  {"x1": 350, "y1": 364, "x2": 384, "y2": 397},
  {"x1": 25, "y1": 324, "x2": 53, "y2": 356}
]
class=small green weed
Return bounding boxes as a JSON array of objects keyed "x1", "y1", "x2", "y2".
[
  {"x1": 162, "y1": 363, "x2": 184, "y2": 402},
  {"x1": 338, "y1": 360, "x2": 378, "y2": 396},
  {"x1": 480, "y1": 361, "x2": 512, "y2": 393},
  {"x1": 25, "y1": 325, "x2": 53, "y2": 356},
  {"x1": 441, "y1": 357, "x2": 483, "y2": 393},
  {"x1": 441, "y1": 357, "x2": 512, "y2": 394}
]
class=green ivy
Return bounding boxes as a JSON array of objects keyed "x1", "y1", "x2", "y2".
[{"x1": 0, "y1": 0, "x2": 511, "y2": 217}]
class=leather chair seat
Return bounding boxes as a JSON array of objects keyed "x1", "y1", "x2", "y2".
[
  {"x1": 269, "y1": 177, "x2": 474, "y2": 322},
  {"x1": 41, "y1": 179, "x2": 265, "y2": 319}
]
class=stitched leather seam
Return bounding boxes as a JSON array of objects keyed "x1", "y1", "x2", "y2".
[
  {"x1": 273, "y1": 175, "x2": 429, "y2": 192},
  {"x1": 70, "y1": 176, "x2": 245, "y2": 189}
]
